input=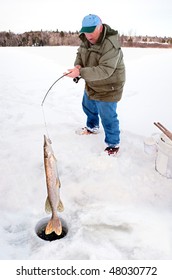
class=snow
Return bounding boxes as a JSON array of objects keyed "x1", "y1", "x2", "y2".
[{"x1": 0, "y1": 46, "x2": 172, "y2": 260}]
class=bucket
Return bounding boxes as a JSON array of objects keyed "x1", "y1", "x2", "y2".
[
  {"x1": 155, "y1": 133, "x2": 172, "y2": 178},
  {"x1": 144, "y1": 137, "x2": 157, "y2": 155}
]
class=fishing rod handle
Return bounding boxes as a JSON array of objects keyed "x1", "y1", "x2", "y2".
[{"x1": 73, "y1": 76, "x2": 81, "y2": 83}]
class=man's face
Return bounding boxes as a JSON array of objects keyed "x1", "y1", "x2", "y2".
[{"x1": 84, "y1": 25, "x2": 102, "y2": 44}]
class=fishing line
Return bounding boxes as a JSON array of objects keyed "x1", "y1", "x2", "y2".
[
  {"x1": 41, "y1": 72, "x2": 71, "y2": 138},
  {"x1": 41, "y1": 106, "x2": 50, "y2": 139}
]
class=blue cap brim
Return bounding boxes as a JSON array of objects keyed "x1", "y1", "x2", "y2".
[{"x1": 80, "y1": 26, "x2": 96, "y2": 33}]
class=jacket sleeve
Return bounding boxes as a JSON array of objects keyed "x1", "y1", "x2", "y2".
[
  {"x1": 74, "y1": 47, "x2": 84, "y2": 67},
  {"x1": 80, "y1": 46, "x2": 122, "y2": 82}
]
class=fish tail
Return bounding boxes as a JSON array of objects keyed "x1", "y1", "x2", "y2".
[{"x1": 45, "y1": 217, "x2": 62, "y2": 236}]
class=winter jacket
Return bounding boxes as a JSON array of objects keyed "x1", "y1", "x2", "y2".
[{"x1": 74, "y1": 24, "x2": 126, "y2": 102}]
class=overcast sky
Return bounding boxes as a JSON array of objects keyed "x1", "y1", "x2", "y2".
[{"x1": 1, "y1": 0, "x2": 172, "y2": 36}]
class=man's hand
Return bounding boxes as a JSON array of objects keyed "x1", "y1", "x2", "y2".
[
  {"x1": 64, "y1": 65, "x2": 81, "y2": 78},
  {"x1": 64, "y1": 67, "x2": 80, "y2": 78}
]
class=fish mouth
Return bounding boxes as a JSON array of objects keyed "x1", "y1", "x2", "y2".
[{"x1": 44, "y1": 135, "x2": 52, "y2": 146}]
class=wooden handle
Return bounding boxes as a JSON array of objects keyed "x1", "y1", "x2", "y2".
[{"x1": 154, "y1": 122, "x2": 172, "y2": 141}]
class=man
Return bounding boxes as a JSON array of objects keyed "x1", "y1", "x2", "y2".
[{"x1": 66, "y1": 14, "x2": 125, "y2": 155}]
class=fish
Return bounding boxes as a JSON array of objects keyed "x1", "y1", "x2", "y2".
[{"x1": 43, "y1": 135, "x2": 64, "y2": 235}]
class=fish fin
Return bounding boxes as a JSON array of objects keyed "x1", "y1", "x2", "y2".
[
  {"x1": 56, "y1": 178, "x2": 60, "y2": 188},
  {"x1": 53, "y1": 154, "x2": 57, "y2": 161},
  {"x1": 55, "y1": 179, "x2": 64, "y2": 211},
  {"x1": 57, "y1": 199, "x2": 64, "y2": 212},
  {"x1": 45, "y1": 217, "x2": 62, "y2": 236},
  {"x1": 59, "y1": 180, "x2": 61, "y2": 188},
  {"x1": 45, "y1": 197, "x2": 52, "y2": 214}
]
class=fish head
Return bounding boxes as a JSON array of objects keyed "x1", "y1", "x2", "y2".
[{"x1": 44, "y1": 135, "x2": 53, "y2": 158}]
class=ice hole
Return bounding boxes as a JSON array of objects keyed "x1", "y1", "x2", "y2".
[{"x1": 35, "y1": 217, "x2": 68, "y2": 241}]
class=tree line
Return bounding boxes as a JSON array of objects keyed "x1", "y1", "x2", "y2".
[{"x1": 0, "y1": 30, "x2": 172, "y2": 48}]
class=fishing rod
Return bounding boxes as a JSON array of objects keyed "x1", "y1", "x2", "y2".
[
  {"x1": 41, "y1": 73, "x2": 81, "y2": 106},
  {"x1": 41, "y1": 73, "x2": 69, "y2": 138},
  {"x1": 41, "y1": 73, "x2": 69, "y2": 106},
  {"x1": 41, "y1": 72, "x2": 81, "y2": 138}
]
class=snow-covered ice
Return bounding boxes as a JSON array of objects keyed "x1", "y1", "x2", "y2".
[{"x1": 0, "y1": 46, "x2": 172, "y2": 260}]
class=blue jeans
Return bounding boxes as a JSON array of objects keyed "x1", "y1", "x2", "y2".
[{"x1": 82, "y1": 91, "x2": 120, "y2": 147}]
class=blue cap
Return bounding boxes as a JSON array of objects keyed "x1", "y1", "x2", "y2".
[{"x1": 80, "y1": 14, "x2": 102, "y2": 33}]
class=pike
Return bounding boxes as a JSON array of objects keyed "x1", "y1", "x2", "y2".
[{"x1": 43, "y1": 135, "x2": 64, "y2": 235}]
